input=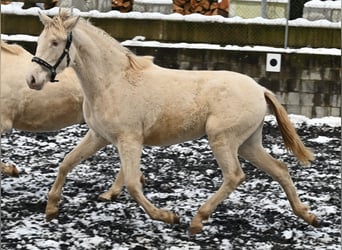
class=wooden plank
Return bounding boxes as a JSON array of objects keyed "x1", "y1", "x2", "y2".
[{"x1": 1, "y1": 13, "x2": 340, "y2": 48}]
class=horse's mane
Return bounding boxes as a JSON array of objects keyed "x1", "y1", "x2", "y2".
[
  {"x1": 71, "y1": 13, "x2": 153, "y2": 71},
  {"x1": 46, "y1": 10, "x2": 71, "y2": 39},
  {"x1": 47, "y1": 10, "x2": 154, "y2": 71},
  {"x1": 127, "y1": 54, "x2": 154, "y2": 70},
  {"x1": 1, "y1": 40, "x2": 25, "y2": 55}
]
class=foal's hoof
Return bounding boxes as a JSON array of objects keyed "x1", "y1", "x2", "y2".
[
  {"x1": 10, "y1": 166, "x2": 20, "y2": 177},
  {"x1": 159, "y1": 211, "x2": 180, "y2": 224},
  {"x1": 189, "y1": 223, "x2": 203, "y2": 235},
  {"x1": 312, "y1": 217, "x2": 328, "y2": 227},
  {"x1": 98, "y1": 192, "x2": 119, "y2": 202},
  {"x1": 45, "y1": 208, "x2": 59, "y2": 222},
  {"x1": 189, "y1": 215, "x2": 205, "y2": 234},
  {"x1": 309, "y1": 214, "x2": 322, "y2": 227},
  {"x1": 98, "y1": 193, "x2": 112, "y2": 202},
  {"x1": 172, "y1": 214, "x2": 181, "y2": 224},
  {"x1": 2, "y1": 163, "x2": 20, "y2": 177},
  {"x1": 98, "y1": 191, "x2": 121, "y2": 202}
]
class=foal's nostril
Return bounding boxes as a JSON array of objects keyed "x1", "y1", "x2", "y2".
[{"x1": 30, "y1": 75, "x2": 36, "y2": 85}]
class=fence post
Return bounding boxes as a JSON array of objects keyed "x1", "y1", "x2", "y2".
[
  {"x1": 261, "y1": 0, "x2": 267, "y2": 18},
  {"x1": 284, "y1": 0, "x2": 291, "y2": 48}
]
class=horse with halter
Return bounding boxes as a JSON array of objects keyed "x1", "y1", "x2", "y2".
[
  {"x1": 1, "y1": 40, "x2": 84, "y2": 176},
  {"x1": 26, "y1": 9, "x2": 319, "y2": 234}
]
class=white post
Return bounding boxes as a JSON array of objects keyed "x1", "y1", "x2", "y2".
[{"x1": 261, "y1": 0, "x2": 267, "y2": 18}]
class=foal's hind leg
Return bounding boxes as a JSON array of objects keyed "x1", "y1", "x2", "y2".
[
  {"x1": 98, "y1": 169, "x2": 125, "y2": 201},
  {"x1": 99, "y1": 170, "x2": 145, "y2": 201},
  {"x1": 238, "y1": 129, "x2": 320, "y2": 227},
  {"x1": 190, "y1": 133, "x2": 245, "y2": 234},
  {"x1": 46, "y1": 129, "x2": 108, "y2": 221}
]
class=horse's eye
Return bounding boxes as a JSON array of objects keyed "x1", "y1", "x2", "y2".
[{"x1": 51, "y1": 40, "x2": 58, "y2": 47}]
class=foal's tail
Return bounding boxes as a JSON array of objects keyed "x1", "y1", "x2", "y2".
[{"x1": 264, "y1": 91, "x2": 314, "y2": 165}]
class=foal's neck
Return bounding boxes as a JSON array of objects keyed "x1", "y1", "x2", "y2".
[{"x1": 71, "y1": 24, "x2": 129, "y2": 99}]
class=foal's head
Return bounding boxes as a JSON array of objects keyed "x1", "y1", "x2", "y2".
[{"x1": 26, "y1": 10, "x2": 79, "y2": 90}]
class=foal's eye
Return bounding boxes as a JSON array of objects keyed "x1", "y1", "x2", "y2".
[{"x1": 51, "y1": 40, "x2": 58, "y2": 47}]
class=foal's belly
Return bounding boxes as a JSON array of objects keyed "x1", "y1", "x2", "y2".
[
  {"x1": 143, "y1": 114, "x2": 207, "y2": 146},
  {"x1": 143, "y1": 126, "x2": 206, "y2": 146}
]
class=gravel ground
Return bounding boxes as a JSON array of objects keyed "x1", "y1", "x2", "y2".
[{"x1": 0, "y1": 115, "x2": 340, "y2": 250}]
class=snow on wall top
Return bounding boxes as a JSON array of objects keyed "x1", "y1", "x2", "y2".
[
  {"x1": 135, "y1": 0, "x2": 172, "y2": 4},
  {"x1": 305, "y1": 0, "x2": 341, "y2": 9},
  {"x1": 1, "y1": 33, "x2": 340, "y2": 56}
]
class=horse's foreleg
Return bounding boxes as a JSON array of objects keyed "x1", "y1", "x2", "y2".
[
  {"x1": 46, "y1": 129, "x2": 108, "y2": 221},
  {"x1": 0, "y1": 162, "x2": 20, "y2": 177},
  {"x1": 117, "y1": 136, "x2": 180, "y2": 224},
  {"x1": 190, "y1": 135, "x2": 245, "y2": 234},
  {"x1": 239, "y1": 140, "x2": 320, "y2": 227}
]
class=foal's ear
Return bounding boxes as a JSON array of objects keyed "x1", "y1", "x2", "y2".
[
  {"x1": 38, "y1": 11, "x2": 52, "y2": 26},
  {"x1": 63, "y1": 16, "x2": 80, "y2": 32}
]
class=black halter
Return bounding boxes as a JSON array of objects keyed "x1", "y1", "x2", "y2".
[{"x1": 32, "y1": 32, "x2": 73, "y2": 82}]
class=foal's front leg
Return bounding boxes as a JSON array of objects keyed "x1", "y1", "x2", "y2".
[
  {"x1": 117, "y1": 135, "x2": 180, "y2": 224},
  {"x1": 46, "y1": 129, "x2": 108, "y2": 221}
]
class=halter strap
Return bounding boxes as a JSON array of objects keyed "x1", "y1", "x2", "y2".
[{"x1": 32, "y1": 32, "x2": 73, "y2": 82}]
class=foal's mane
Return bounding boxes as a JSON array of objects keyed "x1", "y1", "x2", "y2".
[
  {"x1": 1, "y1": 40, "x2": 24, "y2": 55},
  {"x1": 59, "y1": 10, "x2": 153, "y2": 71}
]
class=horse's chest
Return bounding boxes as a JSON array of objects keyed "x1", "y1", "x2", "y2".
[
  {"x1": 83, "y1": 101, "x2": 138, "y2": 142},
  {"x1": 83, "y1": 102, "x2": 115, "y2": 136}
]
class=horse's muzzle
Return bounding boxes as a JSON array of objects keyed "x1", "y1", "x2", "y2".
[{"x1": 27, "y1": 74, "x2": 43, "y2": 90}]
